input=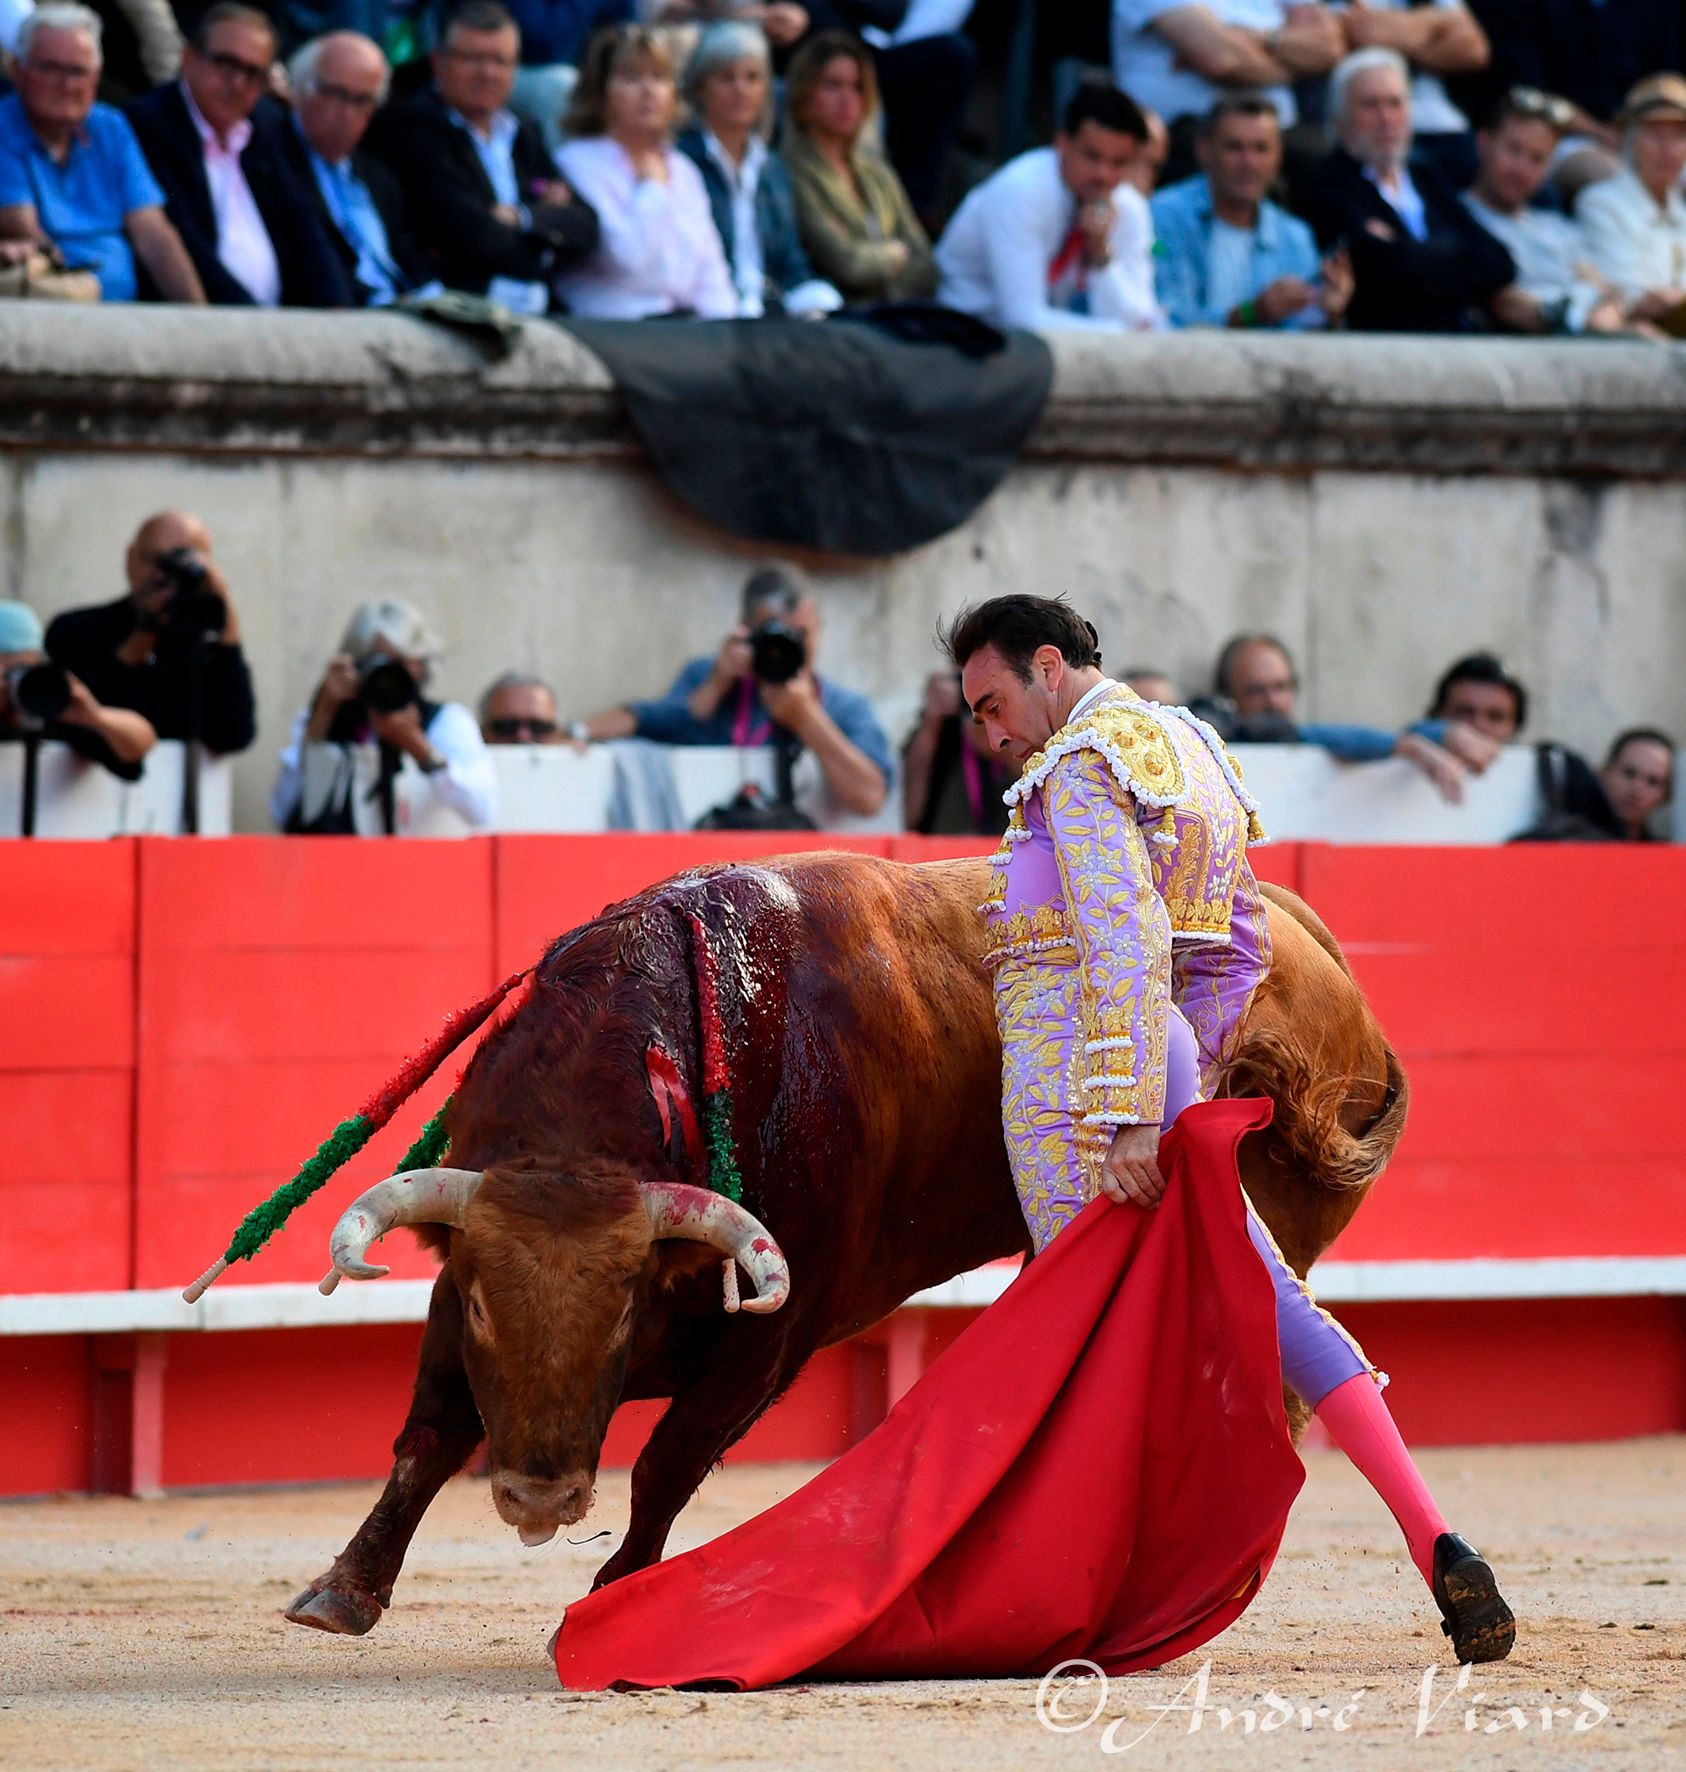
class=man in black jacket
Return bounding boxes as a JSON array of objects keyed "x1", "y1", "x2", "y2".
[
  {"x1": 363, "y1": 0, "x2": 596, "y2": 310},
  {"x1": 125, "y1": 1, "x2": 353, "y2": 306},
  {"x1": 1298, "y1": 45, "x2": 1513, "y2": 333},
  {"x1": 45, "y1": 510, "x2": 257, "y2": 756},
  {"x1": 281, "y1": 30, "x2": 433, "y2": 304}
]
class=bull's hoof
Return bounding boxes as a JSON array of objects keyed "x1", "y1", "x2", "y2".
[{"x1": 284, "y1": 1582, "x2": 385, "y2": 1635}]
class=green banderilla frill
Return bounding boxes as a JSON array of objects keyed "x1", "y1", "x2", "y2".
[{"x1": 700, "y1": 1090, "x2": 743, "y2": 1203}]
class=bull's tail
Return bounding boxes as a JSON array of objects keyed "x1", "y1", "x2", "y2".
[
  {"x1": 182, "y1": 967, "x2": 534, "y2": 1301},
  {"x1": 1215, "y1": 1021, "x2": 1409, "y2": 1194}
]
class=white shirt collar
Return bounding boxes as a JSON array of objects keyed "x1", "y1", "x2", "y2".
[
  {"x1": 1067, "y1": 677, "x2": 1117, "y2": 724},
  {"x1": 703, "y1": 129, "x2": 766, "y2": 185},
  {"x1": 181, "y1": 80, "x2": 251, "y2": 155}
]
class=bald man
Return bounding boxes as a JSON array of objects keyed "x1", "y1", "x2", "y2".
[{"x1": 44, "y1": 510, "x2": 257, "y2": 754}]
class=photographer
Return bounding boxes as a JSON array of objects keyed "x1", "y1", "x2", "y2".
[
  {"x1": 578, "y1": 563, "x2": 891, "y2": 818},
  {"x1": 269, "y1": 598, "x2": 498, "y2": 832},
  {"x1": 1, "y1": 599, "x2": 157, "y2": 782},
  {"x1": 44, "y1": 511, "x2": 256, "y2": 756}
]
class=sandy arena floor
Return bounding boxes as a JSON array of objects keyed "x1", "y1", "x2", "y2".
[{"x1": 1, "y1": 1438, "x2": 1681, "y2": 1772}]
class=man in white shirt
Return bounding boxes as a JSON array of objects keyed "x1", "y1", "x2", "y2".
[
  {"x1": 1575, "y1": 74, "x2": 1686, "y2": 322},
  {"x1": 936, "y1": 80, "x2": 1165, "y2": 334}
]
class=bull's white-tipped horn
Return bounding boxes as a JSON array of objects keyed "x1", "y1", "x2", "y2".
[
  {"x1": 319, "y1": 1167, "x2": 486, "y2": 1296},
  {"x1": 641, "y1": 1182, "x2": 789, "y2": 1315}
]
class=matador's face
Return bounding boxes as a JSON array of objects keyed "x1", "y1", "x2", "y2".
[{"x1": 962, "y1": 643, "x2": 1062, "y2": 769}]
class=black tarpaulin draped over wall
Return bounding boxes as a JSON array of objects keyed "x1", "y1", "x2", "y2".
[{"x1": 559, "y1": 309, "x2": 1053, "y2": 557}]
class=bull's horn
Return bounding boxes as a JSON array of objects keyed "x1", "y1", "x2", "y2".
[
  {"x1": 641, "y1": 1182, "x2": 789, "y2": 1315},
  {"x1": 319, "y1": 1167, "x2": 485, "y2": 1295}
]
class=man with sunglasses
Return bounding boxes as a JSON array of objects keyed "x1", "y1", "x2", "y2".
[
  {"x1": 281, "y1": 30, "x2": 435, "y2": 306},
  {"x1": 126, "y1": 1, "x2": 353, "y2": 305},
  {"x1": 480, "y1": 671, "x2": 563, "y2": 744}
]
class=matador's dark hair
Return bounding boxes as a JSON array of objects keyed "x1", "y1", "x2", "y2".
[{"x1": 942, "y1": 595, "x2": 1102, "y2": 682}]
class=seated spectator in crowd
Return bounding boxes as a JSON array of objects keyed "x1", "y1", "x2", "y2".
[
  {"x1": 1110, "y1": 0, "x2": 1344, "y2": 175},
  {"x1": 1298, "y1": 47, "x2": 1513, "y2": 332},
  {"x1": 126, "y1": 3, "x2": 353, "y2": 306},
  {"x1": 45, "y1": 510, "x2": 256, "y2": 755},
  {"x1": 281, "y1": 31, "x2": 438, "y2": 307},
  {"x1": 1425, "y1": 649, "x2": 1525, "y2": 741},
  {"x1": 1200, "y1": 632, "x2": 1490, "y2": 801},
  {"x1": 552, "y1": 22, "x2": 736, "y2": 318},
  {"x1": 270, "y1": 597, "x2": 498, "y2": 830},
  {"x1": 901, "y1": 665, "x2": 1012, "y2": 836},
  {"x1": 0, "y1": 598, "x2": 157, "y2": 781},
  {"x1": 480, "y1": 669, "x2": 562, "y2": 741},
  {"x1": 1575, "y1": 75, "x2": 1686, "y2": 323},
  {"x1": 781, "y1": 30, "x2": 935, "y2": 305},
  {"x1": 675, "y1": 22, "x2": 840, "y2": 317},
  {"x1": 505, "y1": 0, "x2": 634, "y2": 151},
  {"x1": 579, "y1": 561, "x2": 892, "y2": 817},
  {"x1": 0, "y1": 6, "x2": 204, "y2": 302},
  {"x1": 1463, "y1": 87, "x2": 1647, "y2": 336},
  {"x1": 1152, "y1": 94, "x2": 1353, "y2": 329},
  {"x1": 936, "y1": 80, "x2": 1163, "y2": 333},
  {"x1": 808, "y1": 0, "x2": 977, "y2": 225},
  {"x1": 1335, "y1": 0, "x2": 1490, "y2": 189},
  {"x1": 1600, "y1": 727, "x2": 1675, "y2": 841},
  {"x1": 1123, "y1": 666, "x2": 1176, "y2": 703},
  {"x1": 1123, "y1": 105, "x2": 1169, "y2": 196},
  {"x1": 366, "y1": 0, "x2": 599, "y2": 313}
]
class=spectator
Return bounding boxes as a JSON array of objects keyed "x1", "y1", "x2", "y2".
[
  {"x1": 1151, "y1": 93, "x2": 1353, "y2": 329},
  {"x1": 1600, "y1": 727, "x2": 1675, "y2": 841},
  {"x1": 1123, "y1": 104, "x2": 1169, "y2": 196},
  {"x1": 935, "y1": 79, "x2": 1163, "y2": 333},
  {"x1": 781, "y1": 29, "x2": 935, "y2": 305},
  {"x1": 1575, "y1": 75, "x2": 1686, "y2": 322},
  {"x1": 365, "y1": 0, "x2": 599, "y2": 312},
  {"x1": 806, "y1": 1, "x2": 976, "y2": 225},
  {"x1": 45, "y1": 510, "x2": 256, "y2": 755},
  {"x1": 1335, "y1": 0, "x2": 1490, "y2": 190},
  {"x1": 579, "y1": 561, "x2": 892, "y2": 817},
  {"x1": 270, "y1": 597, "x2": 499, "y2": 830},
  {"x1": 0, "y1": 6, "x2": 204, "y2": 302},
  {"x1": 1123, "y1": 666, "x2": 1176, "y2": 703},
  {"x1": 505, "y1": 0, "x2": 633, "y2": 151},
  {"x1": 1425, "y1": 650, "x2": 1525, "y2": 741},
  {"x1": 1109, "y1": 0, "x2": 1345, "y2": 172},
  {"x1": 551, "y1": 22, "x2": 735, "y2": 318},
  {"x1": 0, "y1": 598, "x2": 156, "y2": 782},
  {"x1": 1463, "y1": 86, "x2": 1642, "y2": 336},
  {"x1": 481, "y1": 670, "x2": 562, "y2": 741},
  {"x1": 675, "y1": 21, "x2": 840, "y2": 318},
  {"x1": 1202, "y1": 632, "x2": 1488, "y2": 801},
  {"x1": 125, "y1": 3, "x2": 354, "y2": 306},
  {"x1": 1298, "y1": 46, "x2": 1513, "y2": 331},
  {"x1": 282, "y1": 32, "x2": 437, "y2": 306},
  {"x1": 901, "y1": 665, "x2": 1012, "y2": 836}
]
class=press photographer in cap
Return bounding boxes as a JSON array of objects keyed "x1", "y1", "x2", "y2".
[
  {"x1": 576, "y1": 563, "x2": 892, "y2": 818},
  {"x1": 44, "y1": 511, "x2": 256, "y2": 756},
  {"x1": 269, "y1": 598, "x2": 497, "y2": 832},
  {"x1": 1, "y1": 599, "x2": 157, "y2": 783}
]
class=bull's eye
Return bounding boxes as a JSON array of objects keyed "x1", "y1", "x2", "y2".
[{"x1": 467, "y1": 1287, "x2": 492, "y2": 1337}]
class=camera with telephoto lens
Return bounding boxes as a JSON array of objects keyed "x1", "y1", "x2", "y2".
[
  {"x1": 144, "y1": 547, "x2": 227, "y2": 636},
  {"x1": 358, "y1": 652, "x2": 420, "y2": 715},
  {"x1": 749, "y1": 618, "x2": 807, "y2": 686},
  {"x1": 3, "y1": 661, "x2": 72, "y2": 730}
]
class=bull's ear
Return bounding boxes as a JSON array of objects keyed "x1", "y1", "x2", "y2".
[{"x1": 646, "y1": 1042, "x2": 703, "y2": 1171}]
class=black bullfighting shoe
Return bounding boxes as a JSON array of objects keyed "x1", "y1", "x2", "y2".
[{"x1": 1431, "y1": 1531, "x2": 1516, "y2": 1664}]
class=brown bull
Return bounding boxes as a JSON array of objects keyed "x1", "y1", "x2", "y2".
[{"x1": 285, "y1": 852, "x2": 1404, "y2": 1635}]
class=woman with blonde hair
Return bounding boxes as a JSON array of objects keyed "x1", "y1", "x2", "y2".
[
  {"x1": 553, "y1": 22, "x2": 737, "y2": 318},
  {"x1": 780, "y1": 30, "x2": 935, "y2": 305}
]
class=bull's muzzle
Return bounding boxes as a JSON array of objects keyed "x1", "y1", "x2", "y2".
[{"x1": 492, "y1": 1470, "x2": 595, "y2": 1545}]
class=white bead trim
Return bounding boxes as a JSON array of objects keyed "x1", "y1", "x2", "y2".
[
  {"x1": 1083, "y1": 1036, "x2": 1134, "y2": 1054},
  {"x1": 1083, "y1": 1073, "x2": 1139, "y2": 1090}
]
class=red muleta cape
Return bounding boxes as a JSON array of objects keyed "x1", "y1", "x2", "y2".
[{"x1": 553, "y1": 1098, "x2": 1304, "y2": 1689}]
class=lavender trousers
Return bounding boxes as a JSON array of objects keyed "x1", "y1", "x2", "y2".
[{"x1": 1166, "y1": 1007, "x2": 1369, "y2": 1408}]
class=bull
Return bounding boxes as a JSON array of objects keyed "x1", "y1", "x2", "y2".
[{"x1": 285, "y1": 852, "x2": 1405, "y2": 1635}]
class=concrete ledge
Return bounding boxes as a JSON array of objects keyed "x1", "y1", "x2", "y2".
[{"x1": 2, "y1": 305, "x2": 1684, "y2": 476}]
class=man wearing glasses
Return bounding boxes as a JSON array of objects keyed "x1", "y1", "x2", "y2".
[
  {"x1": 0, "y1": 5, "x2": 203, "y2": 301},
  {"x1": 126, "y1": 0, "x2": 351, "y2": 305},
  {"x1": 365, "y1": 0, "x2": 599, "y2": 313},
  {"x1": 281, "y1": 30, "x2": 436, "y2": 306},
  {"x1": 479, "y1": 672, "x2": 564, "y2": 744}
]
